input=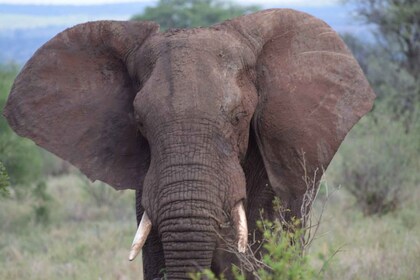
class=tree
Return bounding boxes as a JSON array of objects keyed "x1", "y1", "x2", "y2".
[
  {"x1": 333, "y1": 1, "x2": 420, "y2": 215},
  {"x1": 131, "y1": 0, "x2": 260, "y2": 30},
  {"x1": 345, "y1": 0, "x2": 420, "y2": 119},
  {"x1": 347, "y1": 0, "x2": 419, "y2": 79}
]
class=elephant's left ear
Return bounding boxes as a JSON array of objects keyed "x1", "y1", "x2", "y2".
[
  {"x1": 3, "y1": 20, "x2": 159, "y2": 190},
  {"x1": 224, "y1": 9, "x2": 375, "y2": 200}
]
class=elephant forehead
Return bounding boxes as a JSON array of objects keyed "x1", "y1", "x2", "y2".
[
  {"x1": 133, "y1": 28, "x2": 256, "y2": 118},
  {"x1": 143, "y1": 28, "x2": 254, "y2": 66}
]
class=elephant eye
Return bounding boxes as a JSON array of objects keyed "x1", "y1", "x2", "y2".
[
  {"x1": 134, "y1": 113, "x2": 145, "y2": 131},
  {"x1": 231, "y1": 111, "x2": 247, "y2": 126}
]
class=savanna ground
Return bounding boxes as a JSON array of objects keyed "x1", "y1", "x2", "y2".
[{"x1": 1, "y1": 156, "x2": 419, "y2": 279}]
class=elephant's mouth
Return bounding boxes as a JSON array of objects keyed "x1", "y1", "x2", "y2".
[{"x1": 127, "y1": 200, "x2": 248, "y2": 262}]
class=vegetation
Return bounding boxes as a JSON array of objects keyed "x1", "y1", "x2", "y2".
[
  {"x1": 332, "y1": 0, "x2": 420, "y2": 215},
  {"x1": 333, "y1": 113, "x2": 418, "y2": 215},
  {"x1": 0, "y1": 175, "x2": 139, "y2": 280},
  {"x1": 346, "y1": 0, "x2": 419, "y2": 81},
  {"x1": 0, "y1": 161, "x2": 9, "y2": 197},
  {"x1": 191, "y1": 220, "x2": 321, "y2": 280},
  {"x1": 343, "y1": 0, "x2": 419, "y2": 128},
  {"x1": 309, "y1": 184, "x2": 420, "y2": 279},
  {"x1": 1, "y1": 176, "x2": 417, "y2": 279},
  {"x1": 131, "y1": 0, "x2": 260, "y2": 30},
  {"x1": 242, "y1": 229, "x2": 318, "y2": 280}
]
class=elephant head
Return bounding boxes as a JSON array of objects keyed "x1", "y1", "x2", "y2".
[{"x1": 3, "y1": 9, "x2": 374, "y2": 279}]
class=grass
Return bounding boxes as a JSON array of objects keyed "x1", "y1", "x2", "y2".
[
  {"x1": 0, "y1": 175, "x2": 143, "y2": 280},
  {"x1": 308, "y1": 183, "x2": 420, "y2": 280},
  {"x1": 1, "y1": 173, "x2": 419, "y2": 279}
]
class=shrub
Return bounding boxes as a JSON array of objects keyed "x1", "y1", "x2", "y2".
[
  {"x1": 31, "y1": 181, "x2": 53, "y2": 225},
  {"x1": 339, "y1": 28, "x2": 419, "y2": 216},
  {"x1": 190, "y1": 218, "x2": 322, "y2": 280},
  {"x1": 0, "y1": 161, "x2": 9, "y2": 197},
  {"x1": 332, "y1": 106, "x2": 419, "y2": 215},
  {"x1": 191, "y1": 157, "x2": 334, "y2": 280},
  {"x1": 190, "y1": 187, "x2": 334, "y2": 280}
]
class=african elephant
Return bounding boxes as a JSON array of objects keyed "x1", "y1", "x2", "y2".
[{"x1": 3, "y1": 8, "x2": 374, "y2": 280}]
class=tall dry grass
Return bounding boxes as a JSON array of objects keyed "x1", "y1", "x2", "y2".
[
  {"x1": 0, "y1": 175, "x2": 143, "y2": 280},
  {"x1": 308, "y1": 182, "x2": 420, "y2": 279},
  {"x1": 1, "y1": 173, "x2": 419, "y2": 279}
]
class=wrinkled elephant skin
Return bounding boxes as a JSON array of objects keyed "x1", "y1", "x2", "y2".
[{"x1": 3, "y1": 9, "x2": 375, "y2": 280}]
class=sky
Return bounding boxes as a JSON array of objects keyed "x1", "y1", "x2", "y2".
[
  {"x1": 0, "y1": 0, "x2": 352, "y2": 32},
  {"x1": 0, "y1": 0, "x2": 339, "y2": 6},
  {"x1": 0, "y1": 0, "x2": 363, "y2": 64}
]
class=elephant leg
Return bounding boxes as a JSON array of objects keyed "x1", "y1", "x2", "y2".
[{"x1": 136, "y1": 190, "x2": 165, "y2": 279}]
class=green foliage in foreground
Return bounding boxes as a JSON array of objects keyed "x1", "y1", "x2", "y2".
[
  {"x1": 131, "y1": 0, "x2": 260, "y2": 30},
  {"x1": 191, "y1": 219, "x2": 321, "y2": 280}
]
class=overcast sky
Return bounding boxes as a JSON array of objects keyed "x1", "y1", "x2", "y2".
[
  {"x1": 0, "y1": 0, "x2": 339, "y2": 6},
  {"x1": 1, "y1": 0, "x2": 359, "y2": 64},
  {"x1": 0, "y1": 0, "x2": 351, "y2": 32}
]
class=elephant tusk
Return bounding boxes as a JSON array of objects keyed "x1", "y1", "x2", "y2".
[
  {"x1": 232, "y1": 201, "x2": 248, "y2": 253},
  {"x1": 128, "y1": 212, "x2": 152, "y2": 261}
]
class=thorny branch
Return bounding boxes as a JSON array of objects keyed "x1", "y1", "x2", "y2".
[{"x1": 217, "y1": 150, "x2": 335, "y2": 278}]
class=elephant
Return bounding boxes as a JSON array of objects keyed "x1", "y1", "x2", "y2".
[{"x1": 3, "y1": 8, "x2": 375, "y2": 280}]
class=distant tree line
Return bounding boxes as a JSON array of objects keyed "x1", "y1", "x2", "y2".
[
  {"x1": 343, "y1": 0, "x2": 419, "y2": 123},
  {"x1": 131, "y1": 0, "x2": 260, "y2": 30}
]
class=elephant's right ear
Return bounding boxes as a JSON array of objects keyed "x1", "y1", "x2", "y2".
[
  {"x1": 3, "y1": 20, "x2": 159, "y2": 190},
  {"x1": 223, "y1": 9, "x2": 375, "y2": 209}
]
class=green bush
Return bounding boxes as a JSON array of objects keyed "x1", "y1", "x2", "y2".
[
  {"x1": 253, "y1": 220, "x2": 319, "y2": 280},
  {"x1": 0, "y1": 161, "x2": 9, "y2": 197},
  {"x1": 31, "y1": 181, "x2": 53, "y2": 225},
  {"x1": 191, "y1": 218, "x2": 322, "y2": 280},
  {"x1": 331, "y1": 106, "x2": 419, "y2": 215},
  {"x1": 340, "y1": 25, "x2": 419, "y2": 215}
]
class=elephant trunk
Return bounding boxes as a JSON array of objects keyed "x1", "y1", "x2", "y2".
[
  {"x1": 156, "y1": 177, "x2": 221, "y2": 278},
  {"x1": 161, "y1": 217, "x2": 216, "y2": 279},
  {"x1": 156, "y1": 163, "x2": 224, "y2": 278},
  {"x1": 141, "y1": 119, "x2": 243, "y2": 278}
]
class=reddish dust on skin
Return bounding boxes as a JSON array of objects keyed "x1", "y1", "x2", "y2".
[{"x1": 3, "y1": 8, "x2": 375, "y2": 280}]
